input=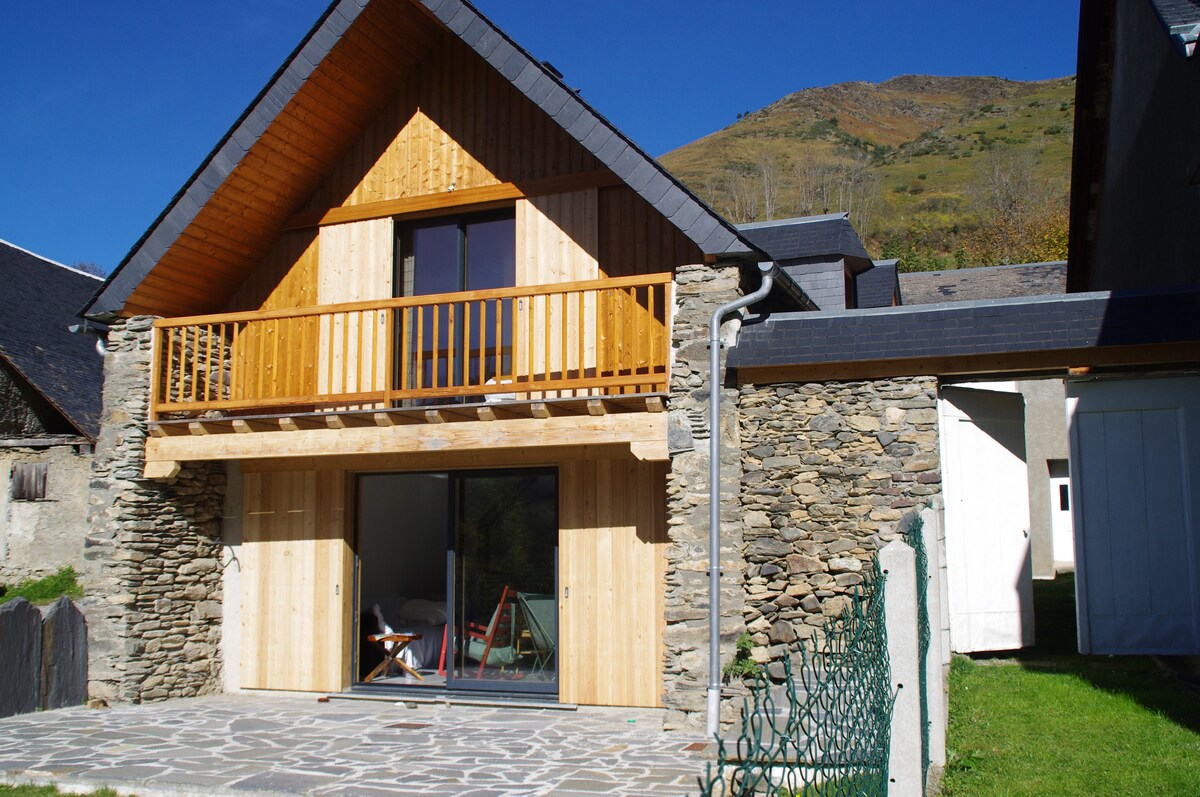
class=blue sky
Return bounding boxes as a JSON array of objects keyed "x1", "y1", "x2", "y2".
[{"x1": 0, "y1": 1, "x2": 1080, "y2": 275}]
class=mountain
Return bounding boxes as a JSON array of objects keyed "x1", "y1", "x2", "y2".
[{"x1": 658, "y1": 75, "x2": 1076, "y2": 269}]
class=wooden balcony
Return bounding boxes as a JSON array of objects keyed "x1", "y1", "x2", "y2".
[{"x1": 149, "y1": 274, "x2": 671, "y2": 422}]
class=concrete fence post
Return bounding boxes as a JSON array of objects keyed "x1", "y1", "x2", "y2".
[
  {"x1": 919, "y1": 501, "x2": 948, "y2": 771},
  {"x1": 881, "y1": 539, "x2": 920, "y2": 797}
]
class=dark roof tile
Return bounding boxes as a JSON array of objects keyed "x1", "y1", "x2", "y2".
[{"x1": 0, "y1": 241, "x2": 104, "y2": 438}]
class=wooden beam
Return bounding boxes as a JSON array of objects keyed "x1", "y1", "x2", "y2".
[
  {"x1": 144, "y1": 460, "x2": 181, "y2": 480},
  {"x1": 373, "y1": 412, "x2": 396, "y2": 427},
  {"x1": 587, "y1": 398, "x2": 607, "y2": 416},
  {"x1": 424, "y1": 409, "x2": 446, "y2": 424},
  {"x1": 278, "y1": 418, "x2": 300, "y2": 432},
  {"x1": 326, "y1": 415, "x2": 347, "y2": 430},
  {"x1": 239, "y1": 442, "x2": 641, "y2": 473},
  {"x1": 644, "y1": 396, "x2": 665, "y2": 413},
  {"x1": 530, "y1": 402, "x2": 551, "y2": 419},
  {"x1": 477, "y1": 405, "x2": 497, "y2": 422},
  {"x1": 283, "y1": 170, "x2": 622, "y2": 230},
  {"x1": 145, "y1": 413, "x2": 667, "y2": 465}
]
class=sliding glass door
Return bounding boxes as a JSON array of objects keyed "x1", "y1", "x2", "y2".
[
  {"x1": 448, "y1": 469, "x2": 558, "y2": 694},
  {"x1": 356, "y1": 467, "x2": 557, "y2": 696}
]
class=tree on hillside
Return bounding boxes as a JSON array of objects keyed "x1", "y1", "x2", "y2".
[
  {"x1": 793, "y1": 156, "x2": 878, "y2": 232},
  {"x1": 963, "y1": 152, "x2": 1069, "y2": 265}
]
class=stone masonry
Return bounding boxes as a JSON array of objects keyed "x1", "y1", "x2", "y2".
[
  {"x1": 737, "y1": 377, "x2": 941, "y2": 676},
  {"x1": 663, "y1": 261, "x2": 754, "y2": 732},
  {"x1": 81, "y1": 316, "x2": 226, "y2": 703}
]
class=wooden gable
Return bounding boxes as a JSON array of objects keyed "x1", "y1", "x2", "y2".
[{"x1": 95, "y1": 0, "x2": 732, "y2": 322}]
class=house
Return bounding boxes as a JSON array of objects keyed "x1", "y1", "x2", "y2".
[
  {"x1": 0, "y1": 239, "x2": 103, "y2": 585},
  {"x1": 76, "y1": 0, "x2": 1200, "y2": 726},
  {"x1": 1061, "y1": 0, "x2": 1200, "y2": 655},
  {"x1": 77, "y1": 0, "x2": 821, "y2": 726}
]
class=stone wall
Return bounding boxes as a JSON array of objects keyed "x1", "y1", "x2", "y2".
[
  {"x1": 663, "y1": 261, "x2": 752, "y2": 731},
  {"x1": 737, "y1": 377, "x2": 941, "y2": 676},
  {"x1": 81, "y1": 316, "x2": 226, "y2": 703}
]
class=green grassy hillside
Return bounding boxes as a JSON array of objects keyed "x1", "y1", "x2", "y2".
[{"x1": 659, "y1": 75, "x2": 1075, "y2": 269}]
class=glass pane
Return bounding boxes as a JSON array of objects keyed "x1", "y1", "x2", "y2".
[
  {"x1": 410, "y1": 223, "x2": 460, "y2": 296},
  {"x1": 464, "y1": 216, "x2": 515, "y2": 291},
  {"x1": 452, "y1": 470, "x2": 557, "y2": 692}
]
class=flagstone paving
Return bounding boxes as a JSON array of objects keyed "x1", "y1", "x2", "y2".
[{"x1": 0, "y1": 694, "x2": 712, "y2": 797}]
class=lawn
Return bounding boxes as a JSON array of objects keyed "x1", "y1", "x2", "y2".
[{"x1": 942, "y1": 575, "x2": 1200, "y2": 796}]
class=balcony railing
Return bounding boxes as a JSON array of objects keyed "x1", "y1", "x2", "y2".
[{"x1": 149, "y1": 273, "x2": 671, "y2": 420}]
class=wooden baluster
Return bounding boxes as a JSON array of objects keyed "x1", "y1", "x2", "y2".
[
  {"x1": 511, "y1": 296, "x2": 520, "y2": 385},
  {"x1": 416, "y1": 306, "x2": 425, "y2": 391},
  {"x1": 477, "y1": 300, "x2": 487, "y2": 387},
  {"x1": 230, "y1": 322, "x2": 240, "y2": 402},
  {"x1": 271, "y1": 318, "x2": 282, "y2": 401},
  {"x1": 462, "y1": 301, "x2": 471, "y2": 388},
  {"x1": 400, "y1": 307, "x2": 411, "y2": 394},
  {"x1": 543, "y1": 292, "x2": 551, "y2": 395},
  {"x1": 577, "y1": 290, "x2": 585, "y2": 394},
  {"x1": 355, "y1": 309, "x2": 365, "y2": 396},
  {"x1": 171, "y1": 328, "x2": 183, "y2": 403},
  {"x1": 148, "y1": 327, "x2": 163, "y2": 420},
  {"x1": 431, "y1": 304, "x2": 440, "y2": 390},
  {"x1": 383, "y1": 308, "x2": 394, "y2": 405},
  {"x1": 496, "y1": 298, "x2": 505, "y2": 383},
  {"x1": 625, "y1": 285, "x2": 636, "y2": 394},
  {"x1": 215, "y1": 324, "x2": 226, "y2": 403},
  {"x1": 559, "y1": 291, "x2": 568, "y2": 392},
  {"x1": 341, "y1": 311, "x2": 351, "y2": 398},
  {"x1": 447, "y1": 302, "x2": 457, "y2": 389}
]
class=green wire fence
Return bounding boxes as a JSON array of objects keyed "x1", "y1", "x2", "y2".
[{"x1": 698, "y1": 558, "x2": 893, "y2": 797}]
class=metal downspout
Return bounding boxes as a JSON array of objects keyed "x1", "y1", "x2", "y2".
[{"x1": 707, "y1": 261, "x2": 776, "y2": 738}]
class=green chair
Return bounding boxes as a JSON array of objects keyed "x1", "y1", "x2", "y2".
[{"x1": 517, "y1": 591, "x2": 557, "y2": 676}]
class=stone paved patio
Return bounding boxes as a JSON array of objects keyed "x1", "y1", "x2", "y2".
[{"x1": 0, "y1": 694, "x2": 713, "y2": 797}]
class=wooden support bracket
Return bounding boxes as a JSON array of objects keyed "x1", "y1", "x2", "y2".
[
  {"x1": 630, "y1": 440, "x2": 669, "y2": 462},
  {"x1": 144, "y1": 460, "x2": 181, "y2": 480},
  {"x1": 587, "y1": 398, "x2": 607, "y2": 416}
]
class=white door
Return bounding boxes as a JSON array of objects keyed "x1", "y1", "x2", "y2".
[
  {"x1": 940, "y1": 387, "x2": 1035, "y2": 652},
  {"x1": 1067, "y1": 376, "x2": 1200, "y2": 655}
]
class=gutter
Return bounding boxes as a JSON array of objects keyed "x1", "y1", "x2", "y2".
[{"x1": 706, "y1": 260, "x2": 778, "y2": 738}]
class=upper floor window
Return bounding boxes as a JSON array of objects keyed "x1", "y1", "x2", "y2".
[
  {"x1": 396, "y1": 211, "x2": 515, "y2": 297},
  {"x1": 10, "y1": 462, "x2": 47, "y2": 501}
]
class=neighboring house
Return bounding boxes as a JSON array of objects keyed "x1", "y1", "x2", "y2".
[
  {"x1": 1062, "y1": 0, "x2": 1200, "y2": 656},
  {"x1": 0, "y1": 239, "x2": 103, "y2": 584}
]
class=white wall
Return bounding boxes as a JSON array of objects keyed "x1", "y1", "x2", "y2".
[{"x1": 0, "y1": 444, "x2": 92, "y2": 583}]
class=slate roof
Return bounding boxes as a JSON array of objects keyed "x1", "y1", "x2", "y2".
[
  {"x1": 737, "y1": 213, "x2": 871, "y2": 263},
  {"x1": 857, "y1": 259, "x2": 899, "y2": 309},
  {"x1": 1151, "y1": 0, "x2": 1200, "y2": 55},
  {"x1": 0, "y1": 240, "x2": 104, "y2": 439},
  {"x1": 84, "y1": 0, "x2": 759, "y2": 319},
  {"x1": 898, "y1": 261, "x2": 1067, "y2": 305},
  {"x1": 729, "y1": 285, "x2": 1200, "y2": 375}
]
